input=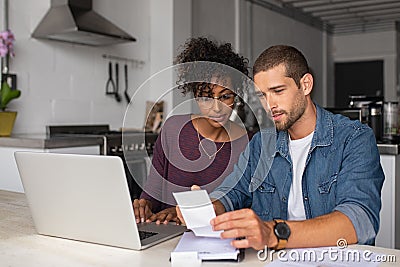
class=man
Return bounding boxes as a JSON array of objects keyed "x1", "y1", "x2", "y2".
[{"x1": 200, "y1": 45, "x2": 384, "y2": 251}]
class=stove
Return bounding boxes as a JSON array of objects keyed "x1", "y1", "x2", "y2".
[{"x1": 47, "y1": 124, "x2": 158, "y2": 200}]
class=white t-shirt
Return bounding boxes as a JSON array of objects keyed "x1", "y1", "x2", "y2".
[{"x1": 287, "y1": 132, "x2": 314, "y2": 221}]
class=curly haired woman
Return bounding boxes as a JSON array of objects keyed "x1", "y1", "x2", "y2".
[{"x1": 133, "y1": 37, "x2": 253, "y2": 225}]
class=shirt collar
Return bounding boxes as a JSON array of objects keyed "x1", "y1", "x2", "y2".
[{"x1": 275, "y1": 103, "x2": 333, "y2": 157}]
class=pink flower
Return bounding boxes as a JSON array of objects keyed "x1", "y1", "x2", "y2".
[
  {"x1": 0, "y1": 29, "x2": 15, "y2": 58},
  {"x1": 0, "y1": 44, "x2": 7, "y2": 57}
]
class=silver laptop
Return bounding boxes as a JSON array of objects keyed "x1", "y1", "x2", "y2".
[{"x1": 14, "y1": 151, "x2": 186, "y2": 250}]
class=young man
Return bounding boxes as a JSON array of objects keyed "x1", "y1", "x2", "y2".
[{"x1": 205, "y1": 45, "x2": 385, "y2": 250}]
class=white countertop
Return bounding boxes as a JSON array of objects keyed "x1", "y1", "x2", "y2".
[
  {"x1": 1, "y1": 190, "x2": 399, "y2": 266},
  {"x1": 1, "y1": 134, "x2": 398, "y2": 154},
  {"x1": 0, "y1": 134, "x2": 104, "y2": 149}
]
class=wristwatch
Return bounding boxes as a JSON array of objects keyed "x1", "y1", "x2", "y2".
[{"x1": 273, "y1": 219, "x2": 291, "y2": 250}]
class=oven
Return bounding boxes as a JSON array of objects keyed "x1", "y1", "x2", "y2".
[{"x1": 47, "y1": 125, "x2": 158, "y2": 200}]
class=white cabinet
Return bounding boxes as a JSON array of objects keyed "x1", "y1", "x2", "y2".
[
  {"x1": 375, "y1": 154, "x2": 400, "y2": 249},
  {"x1": 0, "y1": 146, "x2": 100, "y2": 193}
]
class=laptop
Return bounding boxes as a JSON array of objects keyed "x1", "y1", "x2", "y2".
[{"x1": 14, "y1": 151, "x2": 186, "y2": 250}]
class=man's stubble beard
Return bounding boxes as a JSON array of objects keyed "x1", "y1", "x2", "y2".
[{"x1": 275, "y1": 90, "x2": 307, "y2": 132}]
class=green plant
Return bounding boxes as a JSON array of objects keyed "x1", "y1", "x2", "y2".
[{"x1": 0, "y1": 81, "x2": 21, "y2": 111}]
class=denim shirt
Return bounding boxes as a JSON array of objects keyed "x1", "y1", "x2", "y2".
[{"x1": 210, "y1": 104, "x2": 385, "y2": 245}]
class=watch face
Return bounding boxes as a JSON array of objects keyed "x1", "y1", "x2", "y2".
[{"x1": 274, "y1": 222, "x2": 291, "y2": 239}]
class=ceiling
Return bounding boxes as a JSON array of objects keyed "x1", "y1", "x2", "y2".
[{"x1": 252, "y1": 0, "x2": 400, "y2": 34}]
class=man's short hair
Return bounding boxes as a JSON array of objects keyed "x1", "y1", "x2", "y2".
[{"x1": 253, "y1": 45, "x2": 309, "y2": 88}]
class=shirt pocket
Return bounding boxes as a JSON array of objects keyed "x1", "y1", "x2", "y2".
[
  {"x1": 318, "y1": 173, "x2": 338, "y2": 194},
  {"x1": 317, "y1": 173, "x2": 338, "y2": 212},
  {"x1": 252, "y1": 180, "x2": 276, "y2": 218}
]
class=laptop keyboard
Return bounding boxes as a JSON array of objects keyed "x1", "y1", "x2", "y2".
[{"x1": 139, "y1": 230, "x2": 158, "y2": 240}]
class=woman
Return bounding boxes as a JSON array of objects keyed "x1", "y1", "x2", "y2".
[{"x1": 133, "y1": 37, "x2": 251, "y2": 224}]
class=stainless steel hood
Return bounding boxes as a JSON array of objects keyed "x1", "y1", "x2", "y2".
[{"x1": 32, "y1": 0, "x2": 136, "y2": 46}]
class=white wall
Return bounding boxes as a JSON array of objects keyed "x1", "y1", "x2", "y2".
[
  {"x1": 6, "y1": 0, "x2": 152, "y2": 133},
  {"x1": 191, "y1": 0, "x2": 326, "y2": 106},
  {"x1": 332, "y1": 30, "x2": 398, "y2": 102},
  {"x1": 249, "y1": 4, "x2": 325, "y2": 106},
  {"x1": 192, "y1": 0, "x2": 236, "y2": 46},
  {"x1": 172, "y1": 0, "x2": 192, "y2": 112}
]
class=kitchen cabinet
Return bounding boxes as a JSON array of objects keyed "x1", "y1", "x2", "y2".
[
  {"x1": 375, "y1": 146, "x2": 400, "y2": 249},
  {"x1": 0, "y1": 134, "x2": 103, "y2": 193}
]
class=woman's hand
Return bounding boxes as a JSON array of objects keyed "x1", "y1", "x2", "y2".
[
  {"x1": 147, "y1": 207, "x2": 181, "y2": 225},
  {"x1": 132, "y1": 198, "x2": 153, "y2": 223}
]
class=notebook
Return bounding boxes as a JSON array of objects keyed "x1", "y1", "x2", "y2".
[
  {"x1": 171, "y1": 190, "x2": 244, "y2": 263},
  {"x1": 172, "y1": 231, "x2": 243, "y2": 262},
  {"x1": 14, "y1": 151, "x2": 186, "y2": 250}
]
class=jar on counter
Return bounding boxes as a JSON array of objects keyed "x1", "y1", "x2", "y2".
[{"x1": 383, "y1": 101, "x2": 399, "y2": 143}]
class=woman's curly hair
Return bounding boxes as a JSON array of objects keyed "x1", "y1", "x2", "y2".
[{"x1": 174, "y1": 37, "x2": 249, "y2": 97}]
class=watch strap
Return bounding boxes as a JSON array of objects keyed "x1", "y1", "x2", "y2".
[
  {"x1": 274, "y1": 237, "x2": 287, "y2": 250},
  {"x1": 273, "y1": 219, "x2": 288, "y2": 250}
]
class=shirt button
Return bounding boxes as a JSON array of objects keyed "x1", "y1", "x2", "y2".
[
  {"x1": 259, "y1": 185, "x2": 264, "y2": 190},
  {"x1": 282, "y1": 197, "x2": 287, "y2": 202},
  {"x1": 304, "y1": 196, "x2": 309, "y2": 201}
]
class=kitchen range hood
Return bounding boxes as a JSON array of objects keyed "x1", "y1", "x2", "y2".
[{"x1": 32, "y1": 0, "x2": 136, "y2": 46}]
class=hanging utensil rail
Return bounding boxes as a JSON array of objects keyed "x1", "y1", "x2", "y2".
[{"x1": 102, "y1": 54, "x2": 145, "y2": 68}]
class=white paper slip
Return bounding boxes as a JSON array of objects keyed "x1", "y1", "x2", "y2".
[
  {"x1": 173, "y1": 190, "x2": 222, "y2": 238},
  {"x1": 172, "y1": 231, "x2": 240, "y2": 261}
]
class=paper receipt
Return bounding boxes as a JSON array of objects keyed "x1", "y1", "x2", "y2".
[{"x1": 173, "y1": 190, "x2": 222, "y2": 238}]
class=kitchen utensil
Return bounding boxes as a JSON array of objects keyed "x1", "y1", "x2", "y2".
[
  {"x1": 114, "y1": 63, "x2": 121, "y2": 102},
  {"x1": 105, "y1": 62, "x2": 116, "y2": 96},
  {"x1": 124, "y1": 64, "x2": 131, "y2": 103}
]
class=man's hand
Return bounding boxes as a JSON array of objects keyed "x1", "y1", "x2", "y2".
[
  {"x1": 210, "y1": 208, "x2": 277, "y2": 250},
  {"x1": 132, "y1": 198, "x2": 153, "y2": 223}
]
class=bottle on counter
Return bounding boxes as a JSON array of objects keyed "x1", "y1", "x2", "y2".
[{"x1": 369, "y1": 104, "x2": 383, "y2": 143}]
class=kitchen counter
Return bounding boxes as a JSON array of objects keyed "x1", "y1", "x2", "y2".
[
  {"x1": 1, "y1": 134, "x2": 398, "y2": 155},
  {"x1": 0, "y1": 134, "x2": 104, "y2": 149},
  {"x1": 0, "y1": 134, "x2": 104, "y2": 193},
  {"x1": 377, "y1": 143, "x2": 400, "y2": 155}
]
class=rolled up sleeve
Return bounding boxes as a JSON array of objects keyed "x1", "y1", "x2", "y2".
[{"x1": 334, "y1": 204, "x2": 376, "y2": 245}]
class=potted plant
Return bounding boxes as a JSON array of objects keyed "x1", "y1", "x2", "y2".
[
  {"x1": 0, "y1": 29, "x2": 19, "y2": 136},
  {"x1": 0, "y1": 81, "x2": 21, "y2": 136}
]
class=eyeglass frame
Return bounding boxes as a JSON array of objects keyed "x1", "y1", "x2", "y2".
[{"x1": 195, "y1": 93, "x2": 237, "y2": 109}]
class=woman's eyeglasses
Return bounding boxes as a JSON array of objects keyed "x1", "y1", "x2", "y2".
[{"x1": 195, "y1": 93, "x2": 236, "y2": 109}]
